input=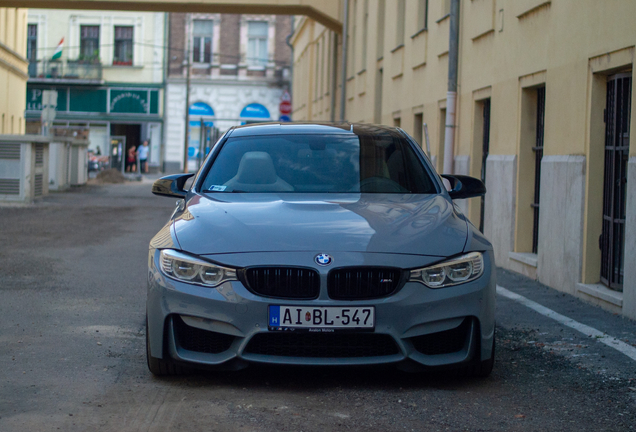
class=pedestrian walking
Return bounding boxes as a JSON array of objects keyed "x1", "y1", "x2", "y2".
[
  {"x1": 126, "y1": 145, "x2": 137, "y2": 172},
  {"x1": 138, "y1": 140, "x2": 150, "y2": 173}
]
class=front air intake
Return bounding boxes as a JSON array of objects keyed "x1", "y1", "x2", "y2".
[{"x1": 242, "y1": 267, "x2": 320, "y2": 299}]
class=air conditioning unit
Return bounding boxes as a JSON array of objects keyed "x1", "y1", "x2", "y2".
[{"x1": 0, "y1": 136, "x2": 49, "y2": 203}]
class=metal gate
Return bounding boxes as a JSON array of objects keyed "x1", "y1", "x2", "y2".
[
  {"x1": 479, "y1": 99, "x2": 491, "y2": 233},
  {"x1": 600, "y1": 73, "x2": 631, "y2": 291}
]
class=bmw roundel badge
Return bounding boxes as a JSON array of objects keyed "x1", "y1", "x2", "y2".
[{"x1": 315, "y1": 253, "x2": 333, "y2": 266}]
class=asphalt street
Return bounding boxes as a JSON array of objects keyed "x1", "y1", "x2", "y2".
[{"x1": 1, "y1": 181, "x2": 635, "y2": 431}]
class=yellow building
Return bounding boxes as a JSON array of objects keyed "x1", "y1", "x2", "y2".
[
  {"x1": 291, "y1": 0, "x2": 636, "y2": 320},
  {"x1": 3, "y1": 0, "x2": 635, "y2": 319},
  {"x1": 0, "y1": 7, "x2": 28, "y2": 134}
]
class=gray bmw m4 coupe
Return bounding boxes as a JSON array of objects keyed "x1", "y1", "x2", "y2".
[{"x1": 147, "y1": 122, "x2": 496, "y2": 377}]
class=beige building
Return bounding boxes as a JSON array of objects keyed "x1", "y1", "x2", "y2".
[
  {"x1": 290, "y1": 0, "x2": 636, "y2": 320},
  {"x1": 0, "y1": 7, "x2": 28, "y2": 135}
]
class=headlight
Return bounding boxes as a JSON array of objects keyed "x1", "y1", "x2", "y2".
[
  {"x1": 409, "y1": 252, "x2": 484, "y2": 288},
  {"x1": 160, "y1": 249, "x2": 237, "y2": 287}
]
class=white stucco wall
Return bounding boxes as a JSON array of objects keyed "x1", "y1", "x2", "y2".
[
  {"x1": 164, "y1": 80, "x2": 286, "y2": 172},
  {"x1": 537, "y1": 156, "x2": 586, "y2": 295},
  {"x1": 483, "y1": 155, "x2": 517, "y2": 268},
  {"x1": 623, "y1": 157, "x2": 636, "y2": 320}
]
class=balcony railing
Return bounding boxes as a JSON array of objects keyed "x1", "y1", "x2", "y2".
[{"x1": 28, "y1": 59, "x2": 103, "y2": 82}]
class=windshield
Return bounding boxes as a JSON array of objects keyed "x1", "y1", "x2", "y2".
[{"x1": 200, "y1": 133, "x2": 437, "y2": 193}]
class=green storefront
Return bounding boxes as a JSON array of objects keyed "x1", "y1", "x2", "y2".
[{"x1": 26, "y1": 83, "x2": 163, "y2": 168}]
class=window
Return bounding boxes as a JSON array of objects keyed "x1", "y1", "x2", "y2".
[
  {"x1": 80, "y1": 25, "x2": 100, "y2": 60},
  {"x1": 361, "y1": 0, "x2": 369, "y2": 68},
  {"x1": 113, "y1": 26, "x2": 133, "y2": 65},
  {"x1": 396, "y1": 0, "x2": 406, "y2": 46},
  {"x1": 374, "y1": 68, "x2": 383, "y2": 123},
  {"x1": 479, "y1": 99, "x2": 491, "y2": 232},
  {"x1": 201, "y1": 132, "x2": 437, "y2": 194},
  {"x1": 443, "y1": 0, "x2": 451, "y2": 17},
  {"x1": 192, "y1": 20, "x2": 213, "y2": 63},
  {"x1": 27, "y1": 24, "x2": 37, "y2": 77},
  {"x1": 348, "y1": 0, "x2": 356, "y2": 76},
  {"x1": 27, "y1": 24, "x2": 37, "y2": 61},
  {"x1": 315, "y1": 39, "x2": 320, "y2": 99},
  {"x1": 413, "y1": 113, "x2": 423, "y2": 148},
  {"x1": 532, "y1": 88, "x2": 545, "y2": 254},
  {"x1": 247, "y1": 21, "x2": 268, "y2": 67},
  {"x1": 376, "y1": 0, "x2": 385, "y2": 59},
  {"x1": 418, "y1": 0, "x2": 429, "y2": 31},
  {"x1": 438, "y1": 108, "x2": 446, "y2": 172},
  {"x1": 601, "y1": 73, "x2": 631, "y2": 290}
]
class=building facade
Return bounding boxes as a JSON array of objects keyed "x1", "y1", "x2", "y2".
[
  {"x1": 164, "y1": 12, "x2": 292, "y2": 172},
  {"x1": 290, "y1": 0, "x2": 636, "y2": 320},
  {"x1": 0, "y1": 8, "x2": 28, "y2": 135},
  {"x1": 25, "y1": 9, "x2": 165, "y2": 170}
]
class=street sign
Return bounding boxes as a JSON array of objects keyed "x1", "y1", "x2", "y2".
[
  {"x1": 279, "y1": 100, "x2": 292, "y2": 115},
  {"x1": 278, "y1": 115, "x2": 291, "y2": 122}
]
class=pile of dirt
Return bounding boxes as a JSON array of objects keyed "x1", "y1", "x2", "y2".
[{"x1": 91, "y1": 169, "x2": 127, "y2": 184}]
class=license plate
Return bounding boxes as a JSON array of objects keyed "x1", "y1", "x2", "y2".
[{"x1": 268, "y1": 306, "x2": 375, "y2": 331}]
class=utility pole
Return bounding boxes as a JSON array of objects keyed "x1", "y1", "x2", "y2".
[
  {"x1": 339, "y1": 0, "x2": 349, "y2": 121},
  {"x1": 330, "y1": 32, "x2": 338, "y2": 122},
  {"x1": 183, "y1": 15, "x2": 191, "y2": 173},
  {"x1": 443, "y1": 0, "x2": 460, "y2": 175}
]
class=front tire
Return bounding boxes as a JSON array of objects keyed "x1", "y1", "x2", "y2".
[
  {"x1": 472, "y1": 335, "x2": 495, "y2": 377},
  {"x1": 146, "y1": 315, "x2": 189, "y2": 376}
]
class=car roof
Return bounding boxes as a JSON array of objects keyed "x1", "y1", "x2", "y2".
[{"x1": 228, "y1": 122, "x2": 406, "y2": 138}]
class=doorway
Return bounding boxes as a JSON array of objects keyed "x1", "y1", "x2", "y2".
[
  {"x1": 111, "y1": 124, "x2": 141, "y2": 156},
  {"x1": 111, "y1": 123, "x2": 141, "y2": 172},
  {"x1": 479, "y1": 99, "x2": 491, "y2": 233}
]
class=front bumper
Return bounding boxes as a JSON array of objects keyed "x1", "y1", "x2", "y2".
[{"x1": 147, "y1": 249, "x2": 496, "y2": 371}]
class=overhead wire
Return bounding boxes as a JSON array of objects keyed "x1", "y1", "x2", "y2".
[{"x1": 33, "y1": 40, "x2": 292, "y2": 67}]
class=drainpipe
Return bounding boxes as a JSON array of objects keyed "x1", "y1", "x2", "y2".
[
  {"x1": 443, "y1": 0, "x2": 460, "y2": 175},
  {"x1": 160, "y1": 12, "x2": 168, "y2": 172},
  {"x1": 330, "y1": 32, "x2": 338, "y2": 122},
  {"x1": 339, "y1": 0, "x2": 349, "y2": 121},
  {"x1": 285, "y1": 16, "x2": 295, "y2": 111},
  {"x1": 183, "y1": 15, "x2": 191, "y2": 173}
]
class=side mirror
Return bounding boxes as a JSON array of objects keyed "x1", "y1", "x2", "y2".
[
  {"x1": 441, "y1": 174, "x2": 486, "y2": 199},
  {"x1": 152, "y1": 174, "x2": 195, "y2": 198}
]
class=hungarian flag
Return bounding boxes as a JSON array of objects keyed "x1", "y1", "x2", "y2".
[{"x1": 51, "y1": 38, "x2": 64, "y2": 60}]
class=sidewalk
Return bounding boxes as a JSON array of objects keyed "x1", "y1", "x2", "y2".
[{"x1": 495, "y1": 267, "x2": 636, "y2": 379}]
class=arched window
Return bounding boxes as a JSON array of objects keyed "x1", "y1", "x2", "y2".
[
  {"x1": 239, "y1": 103, "x2": 270, "y2": 125},
  {"x1": 188, "y1": 102, "x2": 215, "y2": 168}
]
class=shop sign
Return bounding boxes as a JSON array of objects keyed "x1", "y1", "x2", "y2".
[
  {"x1": 110, "y1": 90, "x2": 149, "y2": 114},
  {"x1": 27, "y1": 88, "x2": 43, "y2": 111},
  {"x1": 240, "y1": 103, "x2": 271, "y2": 120},
  {"x1": 26, "y1": 87, "x2": 69, "y2": 112}
]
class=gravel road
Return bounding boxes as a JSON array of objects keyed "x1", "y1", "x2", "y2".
[{"x1": 1, "y1": 181, "x2": 634, "y2": 431}]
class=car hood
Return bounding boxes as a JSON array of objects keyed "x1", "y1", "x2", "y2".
[{"x1": 173, "y1": 193, "x2": 468, "y2": 257}]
